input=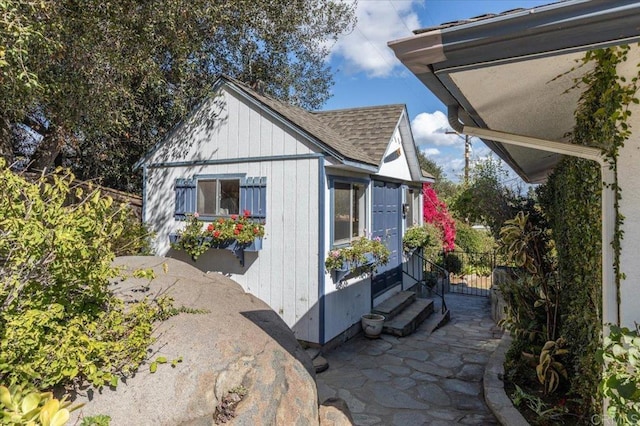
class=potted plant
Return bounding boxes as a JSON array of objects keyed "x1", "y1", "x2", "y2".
[
  {"x1": 361, "y1": 313, "x2": 385, "y2": 338},
  {"x1": 402, "y1": 224, "x2": 442, "y2": 259},
  {"x1": 325, "y1": 237, "x2": 390, "y2": 282}
]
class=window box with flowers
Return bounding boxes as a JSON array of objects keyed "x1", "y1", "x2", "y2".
[
  {"x1": 170, "y1": 211, "x2": 265, "y2": 265},
  {"x1": 325, "y1": 237, "x2": 391, "y2": 283}
]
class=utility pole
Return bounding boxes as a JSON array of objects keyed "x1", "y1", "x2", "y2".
[
  {"x1": 464, "y1": 134, "x2": 470, "y2": 185},
  {"x1": 446, "y1": 131, "x2": 472, "y2": 185}
]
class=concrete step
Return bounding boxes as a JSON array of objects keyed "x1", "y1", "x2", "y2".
[
  {"x1": 372, "y1": 291, "x2": 416, "y2": 321},
  {"x1": 382, "y1": 298, "x2": 434, "y2": 337},
  {"x1": 420, "y1": 307, "x2": 451, "y2": 334}
]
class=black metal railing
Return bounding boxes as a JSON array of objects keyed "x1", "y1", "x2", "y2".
[
  {"x1": 439, "y1": 249, "x2": 496, "y2": 297},
  {"x1": 402, "y1": 249, "x2": 448, "y2": 314}
]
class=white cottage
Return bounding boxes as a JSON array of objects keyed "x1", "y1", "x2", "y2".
[{"x1": 135, "y1": 76, "x2": 430, "y2": 345}]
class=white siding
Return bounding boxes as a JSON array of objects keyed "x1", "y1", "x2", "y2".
[
  {"x1": 324, "y1": 277, "x2": 372, "y2": 342},
  {"x1": 618, "y1": 116, "x2": 640, "y2": 328},
  {"x1": 147, "y1": 88, "x2": 314, "y2": 165},
  {"x1": 144, "y1": 88, "x2": 320, "y2": 343},
  {"x1": 375, "y1": 127, "x2": 412, "y2": 181},
  {"x1": 615, "y1": 53, "x2": 640, "y2": 328},
  {"x1": 321, "y1": 172, "x2": 375, "y2": 343}
]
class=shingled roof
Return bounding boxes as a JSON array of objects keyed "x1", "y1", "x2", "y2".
[
  {"x1": 224, "y1": 76, "x2": 405, "y2": 167},
  {"x1": 313, "y1": 105, "x2": 405, "y2": 167}
]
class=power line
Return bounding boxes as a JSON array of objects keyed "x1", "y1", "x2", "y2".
[{"x1": 388, "y1": 0, "x2": 413, "y2": 33}]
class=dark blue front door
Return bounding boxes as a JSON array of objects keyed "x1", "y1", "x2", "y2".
[{"x1": 372, "y1": 180, "x2": 402, "y2": 298}]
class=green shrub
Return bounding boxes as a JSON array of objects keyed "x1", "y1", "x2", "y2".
[
  {"x1": 80, "y1": 415, "x2": 111, "y2": 426},
  {"x1": 538, "y1": 156, "x2": 602, "y2": 417},
  {"x1": 440, "y1": 252, "x2": 463, "y2": 275},
  {"x1": 403, "y1": 223, "x2": 442, "y2": 259},
  {"x1": 598, "y1": 325, "x2": 640, "y2": 424},
  {"x1": 454, "y1": 221, "x2": 496, "y2": 254},
  {"x1": 111, "y1": 209, "x2": 153, "y2": 256},
  {"x1": 0, "y1": 384, "x2": 79, "y2": 425},
  {"x1": 0, "y1": 161, "x2": 168, "y2": 392}
]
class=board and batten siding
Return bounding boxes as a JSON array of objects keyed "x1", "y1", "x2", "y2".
[
  {"x1": 143, "y1": 87, "x2": 321, "y2": 343},
  {"x1": 321, "y1": 171, "x2": 373, "y2": 343}
]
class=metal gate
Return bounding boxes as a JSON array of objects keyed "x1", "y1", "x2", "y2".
[{"x1": 443, "y1": 250, "x2": 495, "y2": 297}]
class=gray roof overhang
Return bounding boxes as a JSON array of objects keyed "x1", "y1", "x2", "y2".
[{"x1": 389, "y1": 0, "x2": 640, "y2": 183}]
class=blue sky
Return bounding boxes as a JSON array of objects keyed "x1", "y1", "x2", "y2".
[{"x1": 323, "y1": 0, "x2": 551, "y2": 181}]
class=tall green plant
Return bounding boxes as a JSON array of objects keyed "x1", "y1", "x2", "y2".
[
  {"x1": 0, "y1": 161, "x2": 168, "y2": 391},
  {"x1": 499, "y1": 210, "x2": 559, "y2": 343}
]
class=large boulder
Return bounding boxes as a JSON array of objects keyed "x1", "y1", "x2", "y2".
[{"x1": 69, "y1": 256, "x2": 318, "y2": 425}]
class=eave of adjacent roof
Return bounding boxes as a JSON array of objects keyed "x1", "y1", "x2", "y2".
[
  {"x1": 388, "y1": 0, "x2": 640, "y2": 182},
  {"x1": 391, "y1": 0, "x2": 640, "y2": 75}
]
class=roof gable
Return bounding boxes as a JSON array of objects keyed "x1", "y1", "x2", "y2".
[
  {"x1": 313, "y1": 104, "x2": 405, "y2": 167},
  {"x1": 223, "y1": 76, "x2": 381, "y2": 166},
  {"x1": 138, "y1": 75, "x2": 417, "y2": 172}
]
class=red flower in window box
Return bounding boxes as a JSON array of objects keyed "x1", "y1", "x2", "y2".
[
  {"x1": 170, "y1": 213, "x2": 266, "y2": 260},
  {"x1": 243, "y1": 209, "x2": 251, "y2": 218}
]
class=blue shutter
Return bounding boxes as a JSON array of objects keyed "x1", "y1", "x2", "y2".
[
  {"x1": 174, "y1": 178, "x2": 196, "y2": 220},
  {"x1": 240, "y1": 177, "x2": 267, "y2": 220}
]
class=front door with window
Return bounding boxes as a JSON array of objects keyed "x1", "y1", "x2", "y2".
[{"x1": 371, "y1": 180, "x2": 402, "y2": 298}]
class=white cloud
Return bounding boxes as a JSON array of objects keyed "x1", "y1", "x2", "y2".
[
  {"x1": 425, "y1": 152, "x2": 465, "y2": 182},
  {"x1": 421, "y1": 147, "x2": 440, "y2": 157},
  {"x1": 411, "y1": 111, "x2": 462, "y2": 147},
  {"x1": 329, "y1": 1, "x2": 422, "y2": 77}
]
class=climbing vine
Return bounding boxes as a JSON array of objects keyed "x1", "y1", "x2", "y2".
[
  {"x1": 536, "y1": 45, "x2": 640, "y2": 419},
  {"x1": 573, "y1": 46, "x2": 639, "y2": 314}
]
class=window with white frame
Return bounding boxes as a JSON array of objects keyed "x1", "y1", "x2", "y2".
[
  {"x1": 197, "y1": 179, "x2": 240, "y2": 216},
  {"x1": 333, "y1": 181, "x2": 366, "y2": 245}
]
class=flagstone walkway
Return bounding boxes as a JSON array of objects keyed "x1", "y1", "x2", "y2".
[{"x1": 316, "y1": 293, "x2": 503, "y2": 426}]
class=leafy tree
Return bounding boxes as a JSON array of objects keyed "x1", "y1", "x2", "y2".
[
  {"x1": 1, "y1": 0, "x2": 356, "y2": 192},
  {"x1": 452, "y1": 155, "x2": 519, "y2": 237},
  {"x1": 454, "y1": 220, "x2": 496, "y2": 254},
  {"x1": 417, "y1": 150, "x2": 458, "y2": 202}
]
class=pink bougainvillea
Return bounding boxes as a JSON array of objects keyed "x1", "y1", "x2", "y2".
[{"x1": 422, "y1": 183, "x2": 456, "y2": 252}]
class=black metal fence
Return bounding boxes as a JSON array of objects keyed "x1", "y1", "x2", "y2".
[
  {"x1": 442, "y1": 250, "x2": 496, "y2": 297},
  {"x1": 403, "y1": 249, "x2": 499, "y2": 298}
]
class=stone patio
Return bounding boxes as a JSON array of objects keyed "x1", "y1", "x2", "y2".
[{"x1": 316, "y1": 293, "x2": 503, "y2": 426}]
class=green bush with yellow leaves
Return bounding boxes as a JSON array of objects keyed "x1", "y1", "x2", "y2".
[{"x1": 0, "y1": 160, "x2": 166, "y2": 424}]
